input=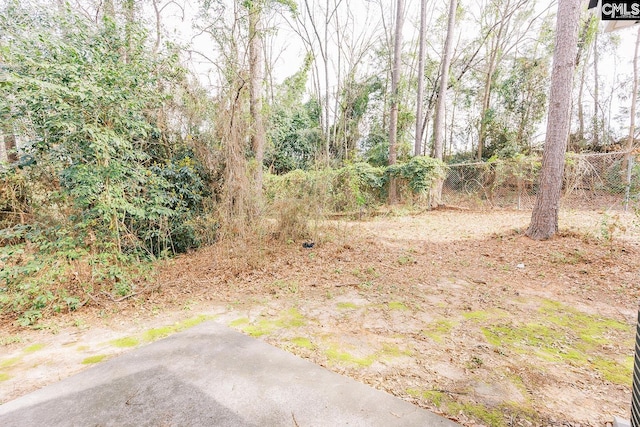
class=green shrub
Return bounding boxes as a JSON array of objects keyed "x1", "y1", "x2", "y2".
[{"x1": 265, "y1": 157, "x2": 446, "y2": 218}]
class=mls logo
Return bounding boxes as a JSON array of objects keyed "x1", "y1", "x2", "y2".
[
  {"x1": 598, "y1": 1, "x2": 640, "y2": 21},
  {"x1": 589, "y1": 0, "x2": 640, "y2": 31}
]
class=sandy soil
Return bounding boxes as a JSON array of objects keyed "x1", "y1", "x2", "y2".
[{"x1": 1, "y1": 209, "x2": 639, "y2": 426}]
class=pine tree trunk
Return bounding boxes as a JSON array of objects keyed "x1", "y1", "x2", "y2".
[
  {"x1": 478, "y1": 38, "x2": 499, "y2": 161},
  {"x1": 414, "y1": 0, "x2": 427, "y2": 156},
  {"x1": 624, "y1": 26, "x2": 640, "y2": 175},
  {"x1": 388, "y1": 0, "x2": 404, "y2": 204},
  {"x1": 430, "y1": 0, "x2": 457, "y2": 208},
  {"x1": 526, "y1": 0, "x2": 581, "y2": 241},
  {"x1": 593, "y1": 29, "x2": 600, "y2": 149},
  {"x1": 575, "y1": 15, "x2": 595, "y2": 148},
  {"x1": 433, "y1": 0, "x2": 456, "y2": 161},
  {"x1": 249, "y1": 2, "x2": 265, "y2": 195}
]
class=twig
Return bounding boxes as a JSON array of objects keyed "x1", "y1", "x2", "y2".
[
  {"x1": 83, "y1": 293, "x2": 103, "y2": 307},
  {"x1": 334, "y1": 282, "x2": 361, "y2": 288},
  {"x1": 430, "y1": 388, "x2": 468, "y2": 396},
  {"x1": 101, "y1": 290, "x2": 139, "y2": 303},
  {"x1": 292, "y1": 412, "x2": 300, "y2": 427}
]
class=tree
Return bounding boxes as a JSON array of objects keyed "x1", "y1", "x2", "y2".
[
  {"x1": 245, "y1": 0, "x2": 296, "y2": 192},
  {"x1": 432, "y1": 0, "x2": 457, "y2": 160},
  {"x1": 623, "y1": 26, "x2": 640, "y2": 178},
  {"x1": 388, "y1": 0, "x2": 404, "y2": 204},
  {"x1": 266, "y1": 56, "x2": 322, "y2": 173},
  {"x1": 593, "y1": 27, "x2": 601, "y2": 148},
  {"x1": 296, "y1": 0, "x2": 343, "y2": 163},
  {"x1": 429, "y1": 0, "x2": 457, "y2": 207},
  {"x1": 414, "y1": 0, "x2": 427, "y2": 156},
  {"x1": 526, "y1": 0, "x2": 582, "y2": 240},
  {"x1": 475, "y1": 0, "x2": 548, "y2": 160},
  {"x1": 572, "y1": 14, "x2": 597, "y2": 149},
  {"x1": 628, "y1": 26, "x2": 640, "y2": 154},
  {"x1": 246, "y1": 1, "x2": 267, "y2": 194}
]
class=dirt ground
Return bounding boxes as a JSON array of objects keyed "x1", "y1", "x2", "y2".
[{"x1": 1, "y1": 209, "x2": 639, "y2": 426}]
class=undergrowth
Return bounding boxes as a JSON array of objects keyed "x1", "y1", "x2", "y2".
[{"x1": 264, "y1": 157, "x2": 446, "y2": 241}]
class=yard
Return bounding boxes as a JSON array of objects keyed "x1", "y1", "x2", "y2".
[{"x1": 1, "y1": 209, "x2": 638, "y2": 426}]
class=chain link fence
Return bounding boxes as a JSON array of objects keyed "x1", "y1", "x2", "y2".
[{"x1": 441, "y1": 152, "x2": 637, "y2": 211}]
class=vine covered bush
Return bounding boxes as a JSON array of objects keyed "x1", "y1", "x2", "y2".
[
  {"x1": 265, "y1": 156, "x2": 447, "y2": 217},
  {"x1": 0, "y1": 3, "x2": 216, "y2": 324}
]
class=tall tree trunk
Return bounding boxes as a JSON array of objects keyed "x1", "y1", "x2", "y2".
[
  {"x1": 152, "y1": 0, "x2": 162, "y2": 53},
  {"x1": 577, "y1": 53, "x2": 587, "y2": 145},
  {"x1": 388, "y1": 0, "x2": 404, "y2": 204},
  {"x1": 593, "y1": 29, "x2": 600, "y2": 149},
  {"x1": 414, "y1": 0, "x2": 427, "y2": 156},
  {"x1": 433, "y1": 0, "x2": 456, "y2": 160},
  {"x1": 249, "y1": 2, "x2": 266, "y2": 195},
  {"x1": 624, "y1": 26, "x2": 640, "y2": 176},
  {"x1": 478, "y1": 36, "x2": 500, "y2": 160},
  {"x1": 448, "y1": 91, "x2": 458, "y2": 159},
  {"x1": 527, "y1": 0, "x2": 581, "y2": 241},
  {"x1": 324, "y1": 0, "x2": 331, "y2": 163},
  {"x1": 575, "y1": 15, "x2": 594, "y2": 148},
  {"x1": 430, "y1": 0, "x2": 457, "y2": 208}
]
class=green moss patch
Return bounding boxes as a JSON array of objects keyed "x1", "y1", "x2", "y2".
[
  {"x1": 323, "y1": 340, "x2": 410, "y2": 368},
  {"x1": 143, "y1": 326, "x2": 178, "y2": 342},
  {"x1": 593, "y1": 356, "x2": 633, "y2": 386},
  {"x1": 230, "y1": 308, "x2": 307, "y2": 338},
  {"x1": 229, "y1": 317, "x2": 250, "y2": 328},
  {"x1": 290, "y1": 337, "x2": 315, "y2": 349},
  {"x1": 23, "y1": 343, "x2": 46, "y2": 354},
  {"x1": 109, "y1": 336, "x2": 140, "y2": 348},
  {"x1": 325, "y1": 345, "x2": 376, "y2": 367},
  {"x1": 540, "y1": 299, "x2": 629, "y2": 346},
  {"x1": 81, "y1": 354, "x2": 108, "y2": 364},
  {"x1": 0, "y1": 372, "x2": 11, "y2": 382},
  {"x1": 388, "y1": 301, "x2": 409, "y2": 311},
  {"x1": 407, "y1": 388, "x2": 536, "y2": 427},
  {"x1": 482, "y1": 323, "x2": 569, "y2": 357},
  {"x1": 463, "y1": 309, "x2": 509, "y2": 322},
  {"x1": 421, "y1": 320, "x2": 457, "y2": 343},
  {"x1": 143, "y1": 315, "x2": 213, "y2": 342},
  {"x1": 0, "y1": 357, "x2": 20, "y2": 369},
  {"x1": 242, "y1": 319, "x2": 277, "y2": 337},
  {"x1": 482, "y1": 300, "x2": 633, "y2": 386},
  {"x1": 448, "y1": 401, "x2": 505, "y2": 427},
  {"x1": 406, "y1": 388, "x2": 445, "y2": 407},
  {"x1": 336, "y1": 302, "x2": 359, "y2": 310},
  {"x1": 380, "y1": 343, "x2": 412, "y2": 358},
  {"x1": 275, "y1": 308, "x2": 306, "y2": 328}
]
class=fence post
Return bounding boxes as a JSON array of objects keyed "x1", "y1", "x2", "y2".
[
  {"x1": 632, "y1": 306, "x2": 640, "y2": 427},
  {"x1": 616, "y1": 308, "x2": 640, "y2": 427}
]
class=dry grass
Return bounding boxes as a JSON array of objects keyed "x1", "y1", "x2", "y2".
[{"x1": 2, "y1": 209, "x2": 639, "y2": 426}]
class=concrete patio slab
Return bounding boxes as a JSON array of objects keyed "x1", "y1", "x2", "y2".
[{"x1": 0, "y1": 321, "x2": 460, "y2": 426}]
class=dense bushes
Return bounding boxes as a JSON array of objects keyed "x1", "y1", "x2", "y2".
[
  {"x1": 265, "y1": 156, "x2": 447, "y2": 215},
  {"x1": 0, "y1": 3, "x2": 447, "y2": 325},
  {"x1": 0, "y1": 3, "x2": 216, "y2": 324}
]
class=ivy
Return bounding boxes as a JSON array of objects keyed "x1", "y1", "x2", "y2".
[
  {"x1": 0, "y1": 3, "x2": 216, "y2": 324},
  {"x1": 265, "y1": 157, "x2": 446, "y2": 214}
]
